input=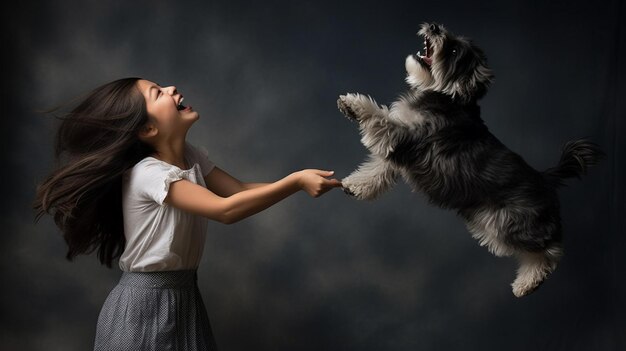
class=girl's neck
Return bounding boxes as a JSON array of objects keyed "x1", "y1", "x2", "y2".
[{"x1": 150, "y1": 140, "x2": 188, "y2": 169}]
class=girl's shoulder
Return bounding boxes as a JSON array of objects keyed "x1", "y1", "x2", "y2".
[
  {"x1": 123, "y1": 140, "x2": 215, "y2": 183},
  {"x1": 124, "y1": 157, "x2": 192, "y2": 206},
  {"x1": 128, "y1": 140, "x2": 200, "y2": 173},
  {"x1": 124, "y1": 157, "x2": 179, "y2": 187}
]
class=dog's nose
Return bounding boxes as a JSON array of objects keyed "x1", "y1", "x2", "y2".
[{"x1": 430, "y1": 23, "x2": 439, "y2": 34}]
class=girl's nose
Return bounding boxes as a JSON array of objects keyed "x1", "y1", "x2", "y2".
[{"x1": 165, "y1": 86, "x2": 178, "y2": 95}]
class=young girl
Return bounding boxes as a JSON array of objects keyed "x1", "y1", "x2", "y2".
[{"x1": 33, "y1": 77, "x2": 343, "y2": 350}]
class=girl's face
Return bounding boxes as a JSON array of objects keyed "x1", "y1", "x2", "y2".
[{"x1": 136, "y1": 79, "x2": 199, "y2": 141}]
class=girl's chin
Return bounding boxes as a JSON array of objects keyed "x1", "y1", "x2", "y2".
[{"x1": 179, "y1": 109, "x2": 199, "y2": 117}]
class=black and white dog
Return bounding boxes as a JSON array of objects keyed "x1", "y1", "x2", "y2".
[{"x1": 337, "y1": 22, "x2": 605, "y2": 297}]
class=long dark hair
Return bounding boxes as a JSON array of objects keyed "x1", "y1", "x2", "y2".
[{"x1": 33, "y1": 77, "x2": 158, "y2": 268}]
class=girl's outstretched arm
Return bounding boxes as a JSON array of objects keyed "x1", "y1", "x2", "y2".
[
  {"x1": 168, "y1": 169, "x2": 341, "y2": 224},
  {"x1": 204, "y1": 166, "x2": 268, "y2": 197}
]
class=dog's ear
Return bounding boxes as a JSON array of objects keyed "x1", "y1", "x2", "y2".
[
  {"x1": 469, "y1": 63, "x2": 494, "y2": 101},
  {"x1": 450, "y1": 64, "x2": 493, "y2": 103},
  {"x1": 463, "y1": 42, "x2": 494, "y2": 101},
  {"x1": 439, "y1": 39, "x2": 494, "y2": 102}
]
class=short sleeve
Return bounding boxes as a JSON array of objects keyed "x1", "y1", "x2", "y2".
[
  {"x1": 133, "y1": 160, "x2": 189, "y2": 206},
  {"x1": 187, "y1": 142, "x2": 216, "y2": 177}
]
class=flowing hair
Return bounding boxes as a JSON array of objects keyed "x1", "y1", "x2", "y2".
[{"x1": 32, "y1": 77, "x2": 158, "y2": 268}]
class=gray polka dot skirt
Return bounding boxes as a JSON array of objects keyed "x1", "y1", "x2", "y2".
[{"x1": 94, "y1": 269, "x2": 219, "y2": 350}]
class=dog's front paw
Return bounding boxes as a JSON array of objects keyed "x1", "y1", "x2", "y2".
[
  {"x1": 341, "y1": 176, "x2": 361, "y2": 198},
  {"x1": 342, "y1": 185, "x2": 356, "y2": 196},
  {"x1": 337, "y1": 94, "x2": 359, "y2": 121},
  {"x1": 341, "y1": 175, "x2": 378, "y2": 200}
]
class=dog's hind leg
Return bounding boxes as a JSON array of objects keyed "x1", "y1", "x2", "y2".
[
  {"x1": 511, "y1": 244, "x2": 563, "y2": 298},
  {"x1": 342, "y1": 153, "x2": 398, "y2": 200}
]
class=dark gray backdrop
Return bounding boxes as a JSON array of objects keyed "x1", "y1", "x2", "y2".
[{"x1": 2, "y1": 0, "x2": 624, "y2": 350}]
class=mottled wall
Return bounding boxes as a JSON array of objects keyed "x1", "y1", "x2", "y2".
[{"x1": 2, "y1": 0, "x2": 624, "y2": 350}]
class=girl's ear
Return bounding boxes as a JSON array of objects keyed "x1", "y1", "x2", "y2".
[{"x1": 137, "y1": 121, "x2": 158, "y2": 140}]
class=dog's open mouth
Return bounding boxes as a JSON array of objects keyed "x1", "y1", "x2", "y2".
[{"x1": 413, "y1": 36, "x2": 433, "y2": 68}]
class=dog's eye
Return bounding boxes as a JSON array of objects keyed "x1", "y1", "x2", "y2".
[{"x1": 452, "y1": 49, "x2": 457, "y2": 55}]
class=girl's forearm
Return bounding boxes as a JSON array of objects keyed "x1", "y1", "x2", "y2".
[
  {"x1": 242, "y1": 182, "x2": 270, "y2": 190},
  {"x1": 222, "y1": 173, "x2": 301, "y2": 224}
]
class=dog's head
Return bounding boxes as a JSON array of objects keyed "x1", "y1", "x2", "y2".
[{"x1": 405, "y1": 22, "x2": 494, "y2": 103}]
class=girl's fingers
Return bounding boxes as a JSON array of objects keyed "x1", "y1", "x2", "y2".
[
  {"x1": 325, "y1": 178, "x2": 343, "y2": 187},
  {"x1": 314, "y1": 169, "x2": 335, "y2": 176},
  {"x1": 331, "y1": 179, "x2": 343, "y2": 186}
]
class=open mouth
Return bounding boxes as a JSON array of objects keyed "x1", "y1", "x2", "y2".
[
  {"x1": 412, "y1": 36, "x2": 433, "y2": 68},
  {"x1": 176, "y1": 97, "x2": 191, "y2": 111}
]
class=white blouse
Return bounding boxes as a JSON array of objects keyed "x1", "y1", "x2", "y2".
[{"x1": 118, "y1": 141, "x2": 216, "y2": 272}]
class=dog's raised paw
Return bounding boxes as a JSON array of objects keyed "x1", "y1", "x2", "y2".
[
  {"x1": 342, "y1": 186, "x2": 356, "y2": 196},
  {"x1": 337, "y1": 95, "x2": 358, "y2": 121}
]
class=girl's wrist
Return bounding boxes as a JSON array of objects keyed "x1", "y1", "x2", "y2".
[{"x1": 288, "y1": 171, "x2": 303, "y2": 191}]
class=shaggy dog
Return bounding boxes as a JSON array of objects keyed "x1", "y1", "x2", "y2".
[{"x1": 337, "y1": 22, "x2": 605, "y2": 297}]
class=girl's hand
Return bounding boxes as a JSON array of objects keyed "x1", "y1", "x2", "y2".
[{"x1": 296, "y1": 169, "x2": 343, "y2": 198}]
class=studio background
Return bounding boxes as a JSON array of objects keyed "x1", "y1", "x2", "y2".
[{"x1": 2, "y1": 0, "x2": 624, "y2": 350}]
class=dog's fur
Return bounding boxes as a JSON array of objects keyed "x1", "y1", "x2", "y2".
[{"x1": 337, "y1": 22, "x2": 605, "y2": 297}]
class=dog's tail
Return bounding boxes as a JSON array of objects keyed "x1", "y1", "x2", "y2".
[{"x1": 542, "y1": 138, "x2": 605, "y2": 188}]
